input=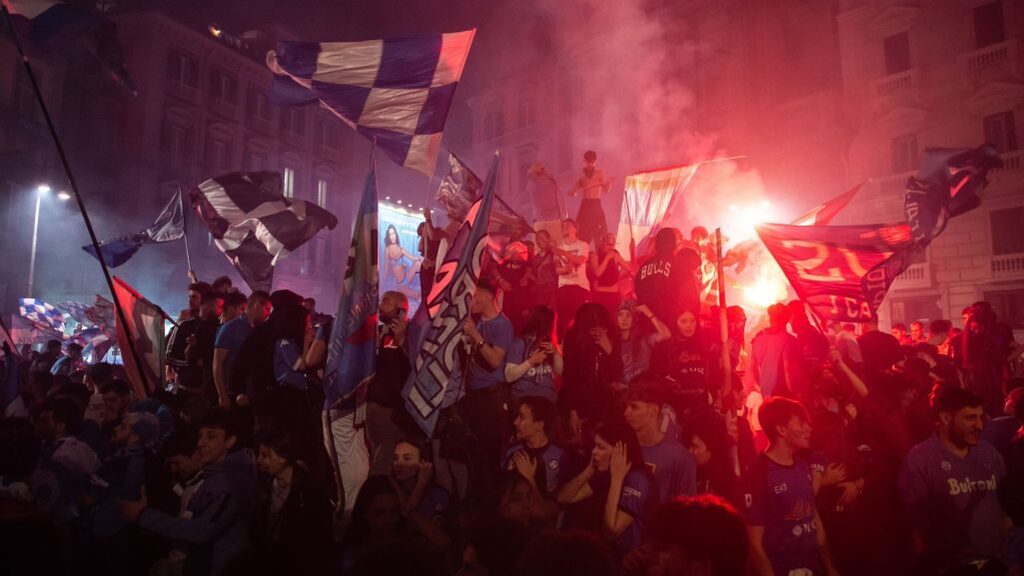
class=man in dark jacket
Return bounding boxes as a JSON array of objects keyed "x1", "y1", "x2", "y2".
[
  {"x1": 120, "y1": 409, "x2": 257, "y2": 576},
  {"x1": 635, "y1": 228, "x2": 700, "y2": 329}
]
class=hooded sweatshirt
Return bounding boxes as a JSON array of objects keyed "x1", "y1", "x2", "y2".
[{"x1": 138, "y1": 450, "x2": 257, "y2": 576}]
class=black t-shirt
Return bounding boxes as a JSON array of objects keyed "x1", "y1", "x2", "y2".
[
  {"x1": 635, "y1": 249, "x2": 700, "y2": 323},
  {"x1": 368, "y1": 323, "x2": 411, "y2": 409}
]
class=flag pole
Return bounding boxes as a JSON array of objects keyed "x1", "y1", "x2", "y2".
[
  {"x1": 715, "y1": 228, "x2": 732, "y2": 402},
  {"x1": 1, "y1": 6, "x2": 150, "y2": 394},
  {"x1": 178, "y1": 188, "x2": 194, "y2": 279}
]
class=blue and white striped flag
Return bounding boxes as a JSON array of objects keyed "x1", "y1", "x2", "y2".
[
  {"x1": 403, "y1": 154, "x2": 499, "y2": 435},
  {"x1": 323, "y1": 161, "x2": 379, "y2": 409},
  {"x1": 266, "y1": 31, "x2": 475, "y2": 175},
  {"x1": 18, "y1": 298, "x2": 66, "y2": 335}
]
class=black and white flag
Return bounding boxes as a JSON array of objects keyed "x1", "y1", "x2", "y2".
[{"x1": 189, "y1": 171, "x2": 338, "y2": 291}]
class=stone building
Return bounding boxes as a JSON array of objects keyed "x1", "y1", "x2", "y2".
[{"x1": 837, "y1": 0, "x2": 1024, "y2": 331}]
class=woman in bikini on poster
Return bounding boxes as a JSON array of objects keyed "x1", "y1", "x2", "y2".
[{"x1": 384, "y1": 224, "x2": 422, "y2": 289}]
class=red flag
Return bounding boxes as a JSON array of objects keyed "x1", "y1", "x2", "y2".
[
  {"x1": 756, "y1": 222, "x2": 912, "y2": 322},
  {"x1": 790, "y1": 184, "x2": 863, "y2": 226},
  {"x1": 112, "y1": 277, "x2": 172, "y2": 398}
]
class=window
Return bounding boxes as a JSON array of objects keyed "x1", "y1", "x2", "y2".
[
  {"x1": 883, "y1": 32, "x2": 911, "y2": 75},
  {"x1": 890, "y1": 296, "x2": 942, "y2": 326},
  {"x1": 983, "y1": 111, "x2": 1017, "y2": 152},
  {"x1": 283, "y1": 109, "x2": 305, "y2": 135},
  {"x1": 316, "y1": 122, "x2": 337, "y2": 149},
  {"x1": 209, "y1": 69, "x2": 237, "y2": 104},
  {"x1": 974, "y1": 2, "x2": 1005, "y2": 49},
  {"x1": 166, "y1": 51, "x2": 197, "y2": 87},
  {"x1": 207, "y1": 139, "x2": 230, "y2": 170},
  {"x1": 484, "y1": 109, "x2": 504, "y2": 140},
  {"x1": 247, "y1": 89, "x2": 272, "y2": 121},
  {"x1": 317, "y1": 178, "x2": 328, "y2": 207},
  {"x1": 890, "y1": 133, "x2": 919, "y2": 172},
  {"x1": 283, "y1": 167, "x2": 295, "y2": 198},
  {"x1": 991, "y1": 207, "x2": 1024, "y2": 255},
  {"x1": 983, "y1": 289, "x2": 1024, "y2": 329},
  {"x1": 162, "y1": 123, "x2": 190, "y2": 164}
]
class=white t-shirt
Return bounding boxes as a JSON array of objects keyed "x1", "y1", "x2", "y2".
[{"x1": 557, "y1": 239, "x2": 590, "y2": 290}]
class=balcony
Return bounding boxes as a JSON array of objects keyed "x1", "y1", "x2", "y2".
[
  {"x1": 166, "y1": 80, "x2": 201, "y2": 104},
  {"x1": 990, "y1": 149, "x2": 1024, "y2": 185},
  {"x1": 962, "y1": 39, "x2": 1021, "y2": 85},
  {"x1": 870, "y1": 68, "x2": 919, "y2": 108},
  {"x1": 871, "y1": 170, "x2": 915, "y2": 198},
  {"x1": 892, "y1": 263, "x2": 931, "y2": 290},
  {"x1": 208, "y1": 98, "x2": 241, "y2": 121},
  {"x1": 992, "y1": 253, "x2": 1024, "y2": 279}
]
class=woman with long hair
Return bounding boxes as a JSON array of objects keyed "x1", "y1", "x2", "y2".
[
  {"x1": 384, "y1": 224, "x2": 422, "y2": 287},
  {"x1": 557, "y1": 421, "x2": 655, "y2": 556},
  {"x1": 505, "y1": 306, "x2": 562, "y2": 404},
  {"x1": 681, "y1": 410, "x2": 741, "y2": 507},
  {"x1": 253, "y1": 430, "x2": 333, "y2": 572},
  {"x1": 560, "y1": 303, "x2": 623, "y2": 443}
]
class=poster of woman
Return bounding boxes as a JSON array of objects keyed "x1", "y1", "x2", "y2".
[{"x1": 379, "y1": 204, "x2": 424, "y2": 314}]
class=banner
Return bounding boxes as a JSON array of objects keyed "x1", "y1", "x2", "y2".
[
  {"x1": 112, "y1": 277, "x2": 171, "y2": 398},
  {"x1": 403, "y1": 154, "x2": 499, "y2": 435},
  {"x1": 323, "y1": 163, "x2": 379, "y2": 409},
  {"x1": 756, "y1": 223, "x2": 912, "y2": 322},
  {"x1": 615, "y1": 163, "x2": 699, "y2": 262}
]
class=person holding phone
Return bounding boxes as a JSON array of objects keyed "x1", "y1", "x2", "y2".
[
  {"x1": 505, "y1": 306, "x2": 562, "y2": 404},
  {"x1": 366, "y1": 291, "x2": 412, "y2": 476}
]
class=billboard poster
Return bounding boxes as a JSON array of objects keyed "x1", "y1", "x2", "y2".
[{"x1": 379, "y1": 203, "x2": 425, "y2": 315}]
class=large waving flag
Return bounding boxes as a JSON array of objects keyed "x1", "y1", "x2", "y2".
[
  {"x1": 905, "y1": 145, "x2": 1001, "y2": 245},
  {"x1": 266, "y1": 31, "x2": 475, "y2": 175},
  {"x1": 756, "y1": 222, "x2": 912, "y2": 322},
  {"x1": 323, "y1": 162, "x2": 379, "y2": 409},
  {"x1": 437, "y1": 151, "x2": 530, "y2": 232},
  {"x1": 82, "y1": 190, "x2": 185, "y2": 267},
  {"x1": 17, "y1": 298, "x2": 65, "y2": 336},
  {"x1": 403, "y1": 154, "x2": 499, "y2": 435},
  {"x1": 725, "y1": 184, "x2": 865, "y2": 272},
  {"x1": 615, "y1": 163, "x2": 700, "y2": 262},
  {"x1": 112, "y1": 277, "x2": 171, "y2": 398},
  {"x1": 791, "y1": 184, "x2": 863, "y2": 226},
  {"x1": 190, "y1": 171, "x2": 338, "y2": 292}
]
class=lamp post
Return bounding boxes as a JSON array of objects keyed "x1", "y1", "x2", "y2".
[{"x1": 26, "y1": 184, "x2": 67, "y2": 297}]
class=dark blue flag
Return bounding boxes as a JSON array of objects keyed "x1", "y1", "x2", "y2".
[
  {"x1": 402, "y1": 154, "x2": 499, "y2": 435},
  {"x1": 83, "y1": 191, "x2": 184, "y2": 267}
]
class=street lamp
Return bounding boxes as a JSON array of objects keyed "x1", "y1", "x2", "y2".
[{"x1": 27, "y1": 185, "x2": 67, "y2": 297}]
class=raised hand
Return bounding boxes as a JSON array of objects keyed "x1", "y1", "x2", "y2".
[{"x1": 610, "y1": 442, "x2": 629, "y2": 482}]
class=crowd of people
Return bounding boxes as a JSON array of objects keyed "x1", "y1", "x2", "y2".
[{"x1": 3, "y1": 163, "x2": 1024, "y2": 575}]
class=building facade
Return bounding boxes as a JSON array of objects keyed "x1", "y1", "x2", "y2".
[
  {"x1": 1, "y1": 9, "x2": 368, "y2": 312},
  {"x1": 837, "y1": 0, "x2": 1024, "y2": 331}
]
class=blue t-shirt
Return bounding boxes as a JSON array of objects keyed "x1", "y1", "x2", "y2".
[
  {"x1": 506, "y1": 337, "x2": 557, "y2": 402},
  {"x1": 591, "y1": 469, "x2": 655, "y2": 554},
  {"x1": 417, "y1": 484, "x2": 450, "y2": 526},
  {"x1": 215, "y1": 317, "x2": 251, "y2": 394},
  {"x1": 467, "y1": 314, "x2": 514, "y2": 391},
  {"x1": 502, "y1": 442, "x2": 571, "y2": 497},
  {"x1": 743, "y1": 454, "x2": 821, "y2": 575},
  {"x1": 641, "y1": 437, "x2": 697, "y2": 503},
  {"x1": 898, "y1": 435, "x2": 1006, "y2": 565}
]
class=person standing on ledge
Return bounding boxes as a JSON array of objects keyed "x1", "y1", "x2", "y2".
[{"x1": 569, "y1": 150, "x2": 610, "y2": 245}]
